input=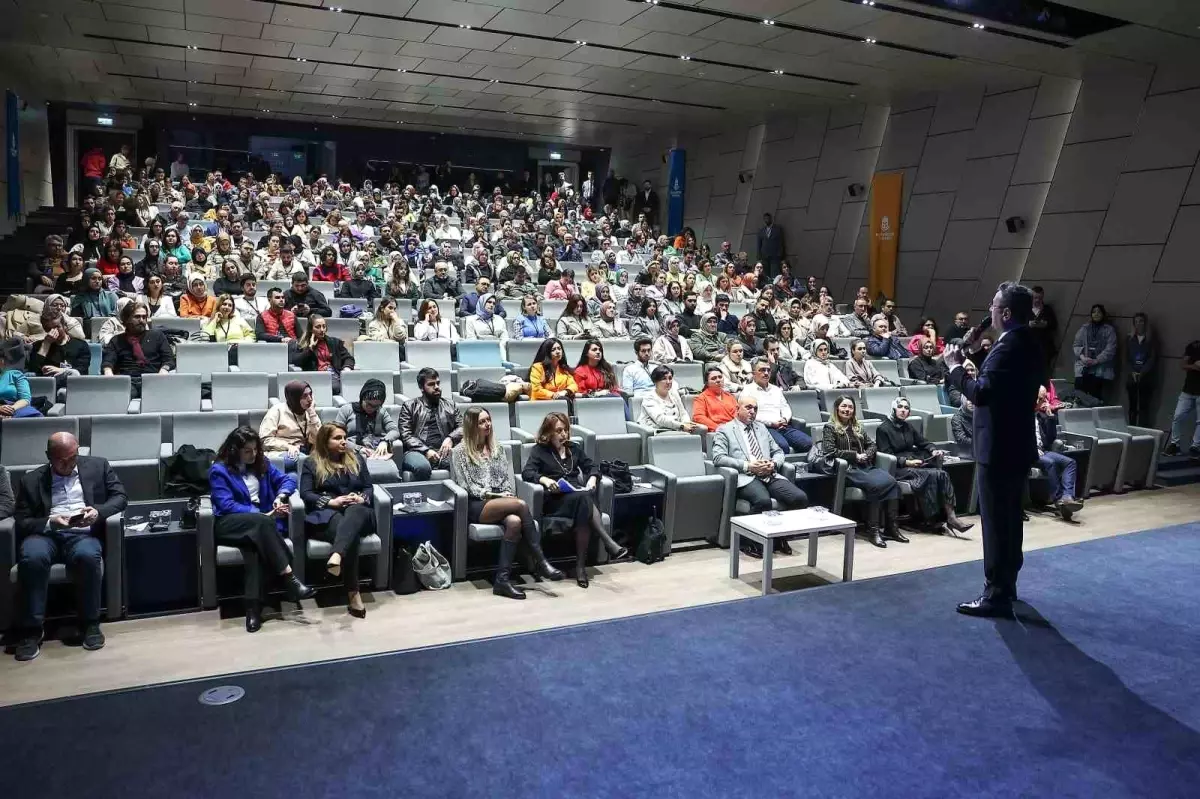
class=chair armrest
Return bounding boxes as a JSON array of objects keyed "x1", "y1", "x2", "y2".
[
  {"x1": 501, "y1": 360, "x2": 517, "y2": 369},
  {"x1": 572, "y1": 423, "x2": 598, "y2": 461},
  {"x1": 780, "y1": 462, "x2": 796, "y2": 482},
  {"x1": 597, "y1": 476, "x2": 614, "y2": 524},
  {"x1": 47, "y1": 403, "x2": 65, "y2": 417},
  {"x1": 444, "y1": 480, "x2": 469, "y2": 580},
  {"x1": 625, "y1": 421, "x2": 656, "y2": 438},
  {"x1": 862, "y1": 409, "x2": 888, "y2": 421},
  {"x1": 0, "y1": 517, "x2": 13, "y2": 628},
  {"x1": 106, "y1": 512, "x2": 124, "y2": 621},
  {"x1": 939, "y1": 405, "x2": 957, "y2": 414},
  {"x1": 832, "y1": 458, "x2": 849, "y2": 515},
  {"x1": 704, "y1": 458, "x2": 719, "y2": 476},
  {"x1": 372, "y1": 484, "x2": 392, "y2": 589},
  {"x1": 639, "y1": 464, "x2": 675, "y2": 493},
  {"x1": 510, "y1": 426, "x2": 535, "y2": 443},
  {"x1": 127, "y1": 399, "x2": 141, "y2": 414},
  {"x1": 1095, "y1": 427, "x2": 1132, "y2": 443},
  {"x1": 875, "y1": 451, "x2": 898, "y2": 476},
  {"x1": 1125, "y1": 425, "x2": 1164, "y2": 439},
  {"x1": 198, "y1": 497, "x2": 216, "y2": 609},
  {"x1": 1059, "y1": 431, "x2": 1094, "y2": 450},
  {"x1": 288, "y1": 492, "x2": 308, "y2": 582},
  {"x1": 515, "y1": 477, "x2": 543, "y2": 519}
]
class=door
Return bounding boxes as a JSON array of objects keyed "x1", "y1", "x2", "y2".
[{"x1": 75, "y1": 128, "x2": 136, "y2": 204}]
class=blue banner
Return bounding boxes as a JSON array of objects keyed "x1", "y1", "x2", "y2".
[
  {"x1": 6, "y1": 90, "x2": 19, "y2": 219},
  {"x1": 666, "y1": 147, "x2": 685, "y2": 236}
]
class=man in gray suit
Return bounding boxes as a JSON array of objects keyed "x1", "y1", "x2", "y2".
[{"x1": 711, "y1": 395, "x2": 808, "y2": 558}]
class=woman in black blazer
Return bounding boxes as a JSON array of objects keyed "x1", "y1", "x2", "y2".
[
  {"x1": 520, "y1": 411, "x2": 627, "y2": 587},
  {"x1": 300, "y1": 422, "x2": 375, "y2": 618},
  {"x1": 293, "y1": 313, "x2": 355, "y2": 394}
]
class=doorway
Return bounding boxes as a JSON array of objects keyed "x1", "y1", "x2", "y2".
[
  {"x1": 69, "y1": 127, "x2": 138, "y2": 207},
  {"x1": 536, "y1": 161, "x2": 578, "y2": 197}
]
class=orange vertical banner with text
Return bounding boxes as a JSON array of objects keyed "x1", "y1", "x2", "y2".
[{"x1": 868, "y1": 172, "x2": 902, "y2": 304}]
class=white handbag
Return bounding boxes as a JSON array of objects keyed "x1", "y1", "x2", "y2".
[{"x1": 411, "y1": 541, "x2": 452, "y2": 590}]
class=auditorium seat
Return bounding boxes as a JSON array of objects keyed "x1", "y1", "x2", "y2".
[
  {"x1": 287, "y1": 485, "x2": 391, "y2": 590},
  {"x1": 1094, "y1": 406, "x2": 1162, "y2": 489},
  {"x1": 175, "y1": 343, "x2": 231, "y2": 382},
  {"x1": 646, "y1": 434, "x2": 734, "y2": 549},
  {"x1": 134, "y1": 373, "x2": 204, "y2": 414},
  {"x1": 210, "y1": 372, "x2": 272, "y2": 411},
  {"x1": 48, "y1": 375, "x2": 133, "y2": 417},
  {"x1": 353, "y1": 341, "x2": 402, "y2": 373},
  {"x1": 574, "y1": 396, "x2": 648, "y2": 465},
  {"x1": 89, "y1": 414, "x2": 163, "y2": 500}
]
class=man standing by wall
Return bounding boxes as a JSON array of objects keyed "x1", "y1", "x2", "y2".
[{"x1": 757, "y1": 213, "x2": 784, "y2": 278}]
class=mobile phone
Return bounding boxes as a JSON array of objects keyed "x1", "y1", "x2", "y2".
[{"x1": 68, "y1": 513, "x2": 86, "y2": 527}]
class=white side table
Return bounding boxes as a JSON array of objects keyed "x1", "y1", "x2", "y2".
[{"x1": 730, "y1": 508, "x2": 858, "y2": 595}]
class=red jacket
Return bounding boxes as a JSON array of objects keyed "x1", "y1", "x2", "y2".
[
  {"x1": 312, "y1": 263, "x2": 350, "y2": 282},
  {"x1": 82, "y1": 149, "x2": 106, "y2": 179},
  {"x1": 692, "y1": 388, "x2": 738, "y2": 432},
  {"x1": 574, "y1": 363, "x2": 618, "y2": 395}
]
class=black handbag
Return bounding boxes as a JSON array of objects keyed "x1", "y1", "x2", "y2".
[
  {"x1": 162, "y1": 444, "x2": 216, "y2": 498},
  {"x1": 393, "y1": 547, "x2": 422, "y2": 595},
  {"x1": 634, "y1": 516, "x2": 667, "y2": 565},
  {"x1": 599, "y1": 459, "x2": 633, "y2": 494}
]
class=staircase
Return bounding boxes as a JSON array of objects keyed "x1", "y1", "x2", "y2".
[
  {"x1": 0, "y1": 206, "x2": 77, "y2": 300},
  {"x1": 1156, "y1": 454, "x2": 1200, "y2": 487}
]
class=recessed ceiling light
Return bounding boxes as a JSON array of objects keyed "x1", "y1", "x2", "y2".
[
  {"x1": 188, "y1": 102, "x2": 197, "y2": 107},
  {"x1": 864, "y1": 38, "x2": 877, "y2": 44},
  {"x1": 398, "y1": 68, "x2": 407, "y2": 72},
  {"x1": 187, "y1": 45, "x2": 198, "y2": 50},
  {"x1": 574, "y1": 41, "x2": 586, "y2": 46},
  {"x1": 772, "y1": 69, "x2": 784, "y2": 75},
  {"x1": 762, "y1": 19, "x2": 774, "y2": 25},
  {"x1": 679, "y1": 55, "x2": 691, "y2": 61},
  {"x1": 330, "y1": 7, "x2": 342, "y2": 12},
  {"x1": 296, "y1": 58, "x2": 306, "y2": 62},
  {"x1": 972, "y1": 22, "x2": 986, "y2": 29},
  {"x1": 459, "y1": 24, "x2": 471, "y2": 29},
  {"x1": 861, "y1": 0, "x2": 875, "y2": 5},
  {"x1": 332, "y1": 115, "x2": 338, "y2": 119}
]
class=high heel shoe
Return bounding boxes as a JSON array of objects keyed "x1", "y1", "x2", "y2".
[
  {"x1": 610, "y1": 545, "x2": 629, "y2": 561},
  {"x1": 575, "y1": 564, "x2": 589, "y2": 589},
  {"x1": 348, "y1": 604, "x2": 367, "y2": 619},
  {"x1": 283, "y1": 573, "x2": 316, "y2": 603},
  {"x1": 245, "y1": 602, "x2": 263, "y2": 633}
]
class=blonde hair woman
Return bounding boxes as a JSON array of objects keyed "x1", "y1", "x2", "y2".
[
  {"x1": 450, "y1": 406, "x2": 564, "y2": 599},
  {"x1": 203, "y1": 293, "x2": 256, "y2": 342},
  {"x1": 299, "y1": 422, "x2": 376, "y2": 617},
  {"x1": 364, "y1": 296, "x2": 408, "y2": 350}
]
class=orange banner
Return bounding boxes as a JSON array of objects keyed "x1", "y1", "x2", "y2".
[{"x1": 868, "y1": 172, "x2": 902, "y2": 304}]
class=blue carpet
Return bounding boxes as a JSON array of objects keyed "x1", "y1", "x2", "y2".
[{"x1": 5, "y1": 525, "x2": 1200, "y2": 799}]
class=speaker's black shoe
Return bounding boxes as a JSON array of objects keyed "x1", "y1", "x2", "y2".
[{"x1": 956, "y1": 595, "x2": 1014, "y2": 618}]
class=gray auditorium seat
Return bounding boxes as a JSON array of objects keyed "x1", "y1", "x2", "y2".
[
  {"x1": 0, "y1": 416, "x2": 81, "y2": 474},
  {"x1": 646, "y1": 434, "x2": 735, "y2": 548},
  {"x1": 290, "y1": 371, "x2": 335, "y2": 407},
  {"x1": 1057, "y1": 408, "x2": 1126, "y2": 495},
  {"x1": 353, "y1": 341, "x2": 402, "y2": 373},
  {"x1": 175, "y1": 343, "x2": 231, "y2": 381},
  {"x1": 210, "y1": 372, "x2": 272, "y2": 411},
  {"x1": 573, "y1": 396, "x2": 649, "y2": 465},
  {"x1": 48, "y1": 375, "x2": 132, "y2": 417},
  {"x1": 1094, "y1": 406, "x2": 1162, "y2": 489},
  {"x1": 89, "y1": 414, "x2": 163, "y2": 500},
  {"x1": 162, "y1": 412, "x2": 239, "y2": 457},
  {"x1": 135, "y1": 372, "x2": 205, "y2": 414},
  {"x1": 287, "y1": 485, "x2": 392, "y2": 589}
]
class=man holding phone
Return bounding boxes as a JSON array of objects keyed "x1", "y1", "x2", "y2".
[{"x1": 12, "y1": 433, "x2": 127, "y2": 661}]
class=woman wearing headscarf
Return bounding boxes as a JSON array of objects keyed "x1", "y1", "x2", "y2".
[
  {"x1": 651, "y1": 315, "x2": 694, "y2": 364},
  {"x1": 821, "y1": 395, "x2": 900, "y2": 548},
  {"x1": 610, "y1": 268, "x2": 630, "y2": 306},
  {"x1": 695, "y1": 282, "x2": 716, "y2": 317},
  {"x1": 629, "y1": 297, "x2": 662, "y2": 341},
  {"x1": 259, "y1": 380, "x2": 321, "y2": 464},
  {"x1": 803, "y1": 340, "x2": 851, "y2": 390},
  {"x1": 105, "y1": 255, "x2": 143, "y2": 298},
  {"x1": 689, "y1": 312, "x2": 729, "y2": 365},
  {"x1": 32, "y1": 294, "x2": 86, "y2": 342},
  {"x1": 735, "y1": 314, "x2": 762, "y2": 357},
  {"x1": 805, "y1": 314, "x2": 846, "y2": 359},
  {"x1": 178, "y1": 275, "x2": 217, "y2": 317},
  {"x1": 906, "y1": 337, "x2": 947, "y2": 384},
  {"x1": 1072, "y1": 303, "x2": 1118, "y2": 401},
  {"x1": 586, "y1": 282, "x2": 612, "y2": 318},
  {"x1": 70, "y1": 268, "x2": 118, "y2": 322},
  {"x1": 335, "y1": 261, "x2": 380, "y2": 303},
  {"x1": 463, "y1": 293, "x2": 509, "y2": 341},
  {"x1": 875, "y1": 396, "x2": 973, "y2": 537}
]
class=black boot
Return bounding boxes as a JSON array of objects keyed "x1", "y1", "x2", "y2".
[
  {"x1": 865, "y1": 504, "x2": 886, "y2": 548},
  {"x1": 524, "y1": 519, "x2": 565, "y2": 581},
  {"x1": 882, "y1": 501, "x2": 909, "y2": 543},
  {"x1": 283, "y1": 572, "x2": 316, "y2": 603},
  {"x1": 245, "y1": 601, "x2": 263, "y2": 633},
  {"x1": 493, "y1": 540, "x2": 526, "y2": 600}
]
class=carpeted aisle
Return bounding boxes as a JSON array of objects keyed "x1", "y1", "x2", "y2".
[{"x1": 4, "y1": 524, "x2": 1200, "y2": 799}]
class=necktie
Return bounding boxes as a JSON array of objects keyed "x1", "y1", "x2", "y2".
[{"x1": 746, "y1": 425, "x2": 763, "y2": 459}]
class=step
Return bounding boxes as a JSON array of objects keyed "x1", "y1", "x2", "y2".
[
  {"x1": 1158, "y1": 466, "x2": 1200, "y2": 486},
  {"x1": 1157, "y1": 454, "x2": 1199, "y2": 470}
]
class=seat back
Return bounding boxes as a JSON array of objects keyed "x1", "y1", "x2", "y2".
[
  {"x1": 648, "y1": 434, "x2": 707, "y2": 477},
  {"x1": 862, "y1": 386, "x2": 901, "y2": 412},
  {"x1": 154, "y1": 316, "x2": 202, "y2": 336},
  {"x1": 26, "y1": 376, "x2": 56, "y2": 403},
  {"x1": 405, "y1": 340, "x2": 452, "y2": 372},
  {"x1": 468, "y1": 403, "x2": 515, "y2": 441},
  {"x1": 210, "y1": 372, "x2": 271, "y2": 411},
  {"x1": 542, "y1": 300, "x2": 567, "y2": 323},
  {"x1": 354, "y1": 341, "x2": 402, "y2": 372},
  {"x1": 821, "y1": 387, "x2": 860, "y2": 414},
  {"x1": 236, "y1": 342, "x2": 289, "y2": 375},
  {"x1": 310, "y1": 281, "x2": 336, "y2": 296},
  {"x1": 170, "y1": 412, "x2": 239, "y2": 454},
  {"x1": 1059, "y1": 407, "x2": 1099, "y2": 437},
  {"x1": 903, "y1": 384, "x2": 941, "y2": 413},
  {"x1": 0, "y1": 417, "x2": 80, "y2": 467},
  {"x1": 176, "y1": 343, "x2": 231, "y2": 381},
  {"x1": 65, "y1": 375, "x2": 131, "y2": 415},
  {"x1": 455, "y1": 340, "x2": 505, "y2": 367},
  {"x1": 515, "y1": 399, "x2": 568, "y2": 432},
  {"x1": 325, "y1": 317, "x2": 362, "y2": 343},
  {"x1": 1095, "y1": 406, "x2": 1128, "y2": 432},
  {"x1": 561, "y1": 338, "x2": 586, "y2": 366},
  {"x1": 575, "y1": 397, "x2": 628, "y2": 435},
  {"x1": 140, "y1": 373, "x2": 203, "y2": 413},
  {"x1": 600, "y1": 338, "x2": 636, "y2": 363},
  {"x1": 785, "y1": 390, "x2": 823, "y2": 424},
  {"x1": 672, "y1": 362, "x2": 704, "y2": 393},
  {"x1": 292, "y1": 371, "x2": 335, "y2": 407},
  {"x1": 871, "y1": 359, "x2": 901, "y2": 382},
  {"x1": 436, "y1": 299, "x2": 457, "y2": 321},
  {"x1": 339, "y1": 370, "x2": 396, "y2": 401},
  {"x1": 505, "y1": 339, "x2": 544, "y2": 368},
  {"x1": 90, "y1": 414, "x2": 162, "y2": 460},
  {"x1": 88, "y1": 342, "x2": 102, "y2": 374},
  {"x1": 89, "y1": 317, "x2": 113, "y2": 342}
]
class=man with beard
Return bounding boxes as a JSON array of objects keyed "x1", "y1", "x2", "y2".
[
  {"x1": 101, "y1": 302, "x2": 175, "y2": 396},
  {"x1": 397, "y1": 368, "x2": 464, "y2": 481}
]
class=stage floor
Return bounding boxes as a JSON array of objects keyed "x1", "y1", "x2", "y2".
[{"x1": 2, "y1": 516, "x2": 1199, "y2": 797}]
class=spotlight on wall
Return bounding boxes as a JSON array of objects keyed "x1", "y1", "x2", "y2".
[
  {"x1": 1005, "y1": 216, "x2": 1027, "y2": 233},
  {"x1": 738, "y1": 171, "x2": 755, "y2": 184},
  {"x1": 847, "y1": 182, "x2": 866, "y2": 197}
]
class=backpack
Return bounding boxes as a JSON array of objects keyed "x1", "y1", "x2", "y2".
[
  {"x1": 634, "y1": 515, "x2": 667, "y2": 565},
  {"x1": 339, "y1": 304, "x2": 364, "y2": 319},
  {"x1": 458, "y1": 378, "x2": 508, "y2": 403},
  {"x1": 161, "y1": 444, "x2": 216, "y2": 497},
  {"x1": 599, "y1": 459, "x2": 633, "y2": 494}
]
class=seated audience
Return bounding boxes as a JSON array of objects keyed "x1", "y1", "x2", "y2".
[
  {"x1": 364, "y1": 297, "x2": 408, "y2": 353},
  {"x1": 573, "y1": 339, "x2": 622, "y2": 398},
  {"x1": 637, "y1": 365, "x2": 700, "y2": 433},
  {"x1": 735, "y1": 315, "x2": 762, "y2": 357},
  {"x1": 463, "y1": 293, "x2": 509, "y2": 341},
  {"x1": 907, "y1": 317, "x2": 945, "y2": 356},
  {"x1": 284, "y1": 272, "x2": 332, "y2": 319},
  {"x1": 70, "y1": 269, "x2": 118, "y2": 323},
  {"x1": 741, "y1": 357, "x2": 812, "y2": 454},
  {"x1": 139, "y1": 274, "x2": 178, "y2": 319},
  {"x1": 587, "y1": 298, "x2": 627, "y2": 338},
  {"x1": 875, "y1": 397, "x2": 972, "y2": 536},
  {"x1": 554, "y1": 295, "x2": 591, "y2": 340},
  {"x1": 102, "y1": 301, "x2": 175, "y2": 395},
  {"x1": 805, "y1": 315, "x2": 846, "y2": 358},
  {"x1": 54, "y1": 253, "x2": 87, "y2": 297},
  {"x1": 451, "y1": 405, "x2": 563, "y2": 599},
  {"x1": 233, "y1": 275, "x2": 268, "y2": 324},
  {"x1": 412, "y1": 298, "x2": 460, "y2": 342},
  {"x1": 833, "y1": 297, "x2": 872, "y2": 339},
  {"x1": 209, "y1": 426, "x2": 315, "y2": 633},
  {"x1": 692, "y1": 364, "x2": 738, "y2": 432},
  {"x1": 293, "y1": 314, "x2": 354, "y2": 390},
  {"x1": 300, "y1": 423, "x2": 377, "y2": 618},
  {"x1": 907, "y1": 337, "x2": 947, "y2": 384},
  {"x1": 529, "y1": 338, "x2": 577, "y2": 400},
  {"x1": 762, "y1": 336, "x2": 802, "y2": 389},
  {"x1": 511, "y1": 294, "x2": 551, "y2": 339},
  {"x1": 947, "y1": 310, "x2": 971, "y2": 343},
  {"x1": 713, "y1": 293, "x2": 739, "y2": 336},
  {"x1": 397, "y1": 368, "x2": 462, "y2": 480},
  {"x1": 27, "y1": 314, "x2": 90, "y2": 387},
  {"x1": 334, "y1": 378, "x2": 400, "y2": 480},
  {"x1": 821, "y1": 395, "x2": 901, "y2": 549},
  {"x1": 260, "y1": 380, "x2": 320, "y2": 463},
  {"x1": 711, "y1": 394, "x2": 808, "y2": 557},
  {"x1": 803, "y1": 340, "x2": 850, "y2": 390},
  {"x1": 689, "y1": 313, "x2": 729, "y2": 365},
  {"x1": 11, "y1": 432, "x2": 127, "y2": 661},
  {"x1": 845, "y1": 339, "x2": 893, "y2": 388},
  {"x1": 1036, "y1": 386, "x2": 1085, "y2": 520},
  {"x1": 873, "y1": 299, "x2": 907, "y2": 336},
  {"x1": 335, "y1": 263, "x2": 380, "y2": 303},
  {"x1": 866, "y1": 317, "x2": 909, "y2": 360},
  {"x1": 203, "y1": 294, "x2": 256, "y2": 342},
  {"x1": 178, "y1": 276, "x2": 217, "y2": 318},
  {"x1": 543, "y1": 268, "x2": 575, "y2": 300},
  {"x1": 719, "y1": 341, "x2": 754, "y2": 392},
  {"x1": 651, "y1": 316, "x2": 694, "y2": 364},
  {"x1": 776, "y1": 319, "x2": 807, "y2": 362},
  {"x1": 255, "y1": 287, "x2": 298, "y2": 344},
  {"x1": 522, "y1": 412, "x2": 627, "y2": 588},
  {"x1": 629, "y1": 298, "x2": 663, "y2": 341},
  {"x1": 458, "y1": 277, "x2": 501, "y2": 319},
  {"x1": 212, "y1": 259, "x2": 245, "y2": 297}
]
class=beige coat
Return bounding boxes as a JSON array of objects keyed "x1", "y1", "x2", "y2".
[{"x1": 258, "y1": 403, "x2": 321, "y2": 453}]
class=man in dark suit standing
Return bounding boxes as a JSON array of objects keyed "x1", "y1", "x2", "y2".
[
  {"x1": 12, "y1": 433, "x2": 127, "y2": 661},
  {"x1": 757, "y1": 213, "x2": 785, "y2": 277},
  {"x1": 944, "y1": 283, "x2": 1043, "y2": 617},
  {"x1": 638, "y1": 180, "x2": 659, "y2": 229}
]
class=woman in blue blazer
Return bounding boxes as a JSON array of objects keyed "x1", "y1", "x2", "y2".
[{"x1": 210, "y1": 426, "x2": 316, "y2": 632}]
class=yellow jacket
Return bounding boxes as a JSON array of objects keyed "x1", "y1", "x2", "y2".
[
  {"x1": 528, "y1": 362, "x2": 578, "y2": 400},
  {"x1": 203, "y1": 314, "x2": 256, "y2": 342}
]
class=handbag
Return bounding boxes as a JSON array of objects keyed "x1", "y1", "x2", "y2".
[
  {"x1": 162, "y1": 444, "x2": 216, "y2": 497},
  {"x1": 599, "y1": 459, "x2": 633, "y2": 494},
  {"x1": 411, "y1": 541, "x2": 451, "y2": 590},
  {"x1": 393, "y1": 547, "x2": 423, "y2": 595},
  {"x1": 634, "y1": 515, "x2": 667, "y2": 565}
]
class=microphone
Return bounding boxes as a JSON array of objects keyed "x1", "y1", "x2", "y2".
[{"x1": 977, "y1": 312, "x2": 992, "y2": 331}]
